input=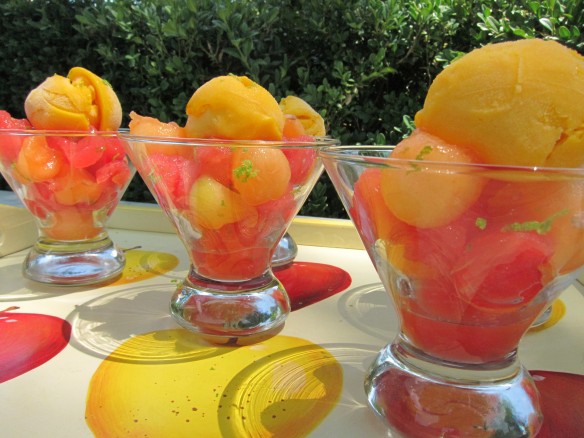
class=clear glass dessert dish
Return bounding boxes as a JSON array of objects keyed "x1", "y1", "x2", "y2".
[
  {"x1": 121, "y1": 133, "x2": 337, "y2": 344},
  {"x1": 320, "y1": 145, "x2": 584, "y2": 437},
  {"x1": 0, "y1": 129, "x2": 134, "y2": 285}
]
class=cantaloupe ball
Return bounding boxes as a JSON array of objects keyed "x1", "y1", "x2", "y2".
[
  {"x1": 381, "y1": 130, "x2": 485, "y2": 228},
  {"x1": 128, "y1": 111, "x2": 189, "y2": 157},
  {"x1": 128, "y1": 111, "x2": 184, "y2": 138},
  {"x1": 185, "y1": 75, "x2": 285, "y2": 140},
  {"x1": 414, "y1": 39, "x2": 584, "y2": 167}
]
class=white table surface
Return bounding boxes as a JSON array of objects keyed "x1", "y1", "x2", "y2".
[{"x1": 1, "y1": 201, "x2": 583, "y2": 437}]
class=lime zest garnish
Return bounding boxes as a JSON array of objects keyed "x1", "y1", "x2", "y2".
[
  {"x1": 233, "y1": 159, "x2": 258, "y2": 182},
  {"x1": 407, "y1": 162, "x2": 421, "y2": 173},
  {"x1": 148, "y1": 171, "x2": 161, "y2": 184},
  {"x1": 415, "y1": 145, "x2": 433, "y2": 161},
  {"x1": 291, "y1": 186, "x2": 303, "y2": 196},
  {"x1": 502, "y1": 209, "x2": 569, "y2": 235},
  {"x1": 406, "y1": 146, "x2": 433, "y2": 173},
  {"x1": 475, "y1": 217, "x2": 487, "y2": 230}
]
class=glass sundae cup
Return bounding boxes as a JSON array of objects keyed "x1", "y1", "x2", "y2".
[
  {"x1": 320, "y1": 145, "x2": 584, "y2": 437},
  {"x1": 120, "y1": 133, "x2": 337, "y2": 344},
  {"x1": 0, "y1": 129, "x2": 134, "y2": 285}
]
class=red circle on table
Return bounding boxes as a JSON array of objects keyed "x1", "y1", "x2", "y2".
[
  {"x1": 274, "y1": 261, "x2": 352, "y2": 311},
  {"x1": 531, "y1": 370, "x2": 584, "y2": 437}
]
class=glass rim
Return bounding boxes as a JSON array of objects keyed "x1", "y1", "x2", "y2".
[
  {"x1": 119, "y1": 131, "x2": 340, "y2": 147},
  {"x1": 0, "y1": 128, "x2": 340, "y2": 147},
  {"x1": 0, "y1": 128, "x2": 120, "y2": 137},
  {"x1": 318, "y1": 145, "x2": 584, "y2": 174}
]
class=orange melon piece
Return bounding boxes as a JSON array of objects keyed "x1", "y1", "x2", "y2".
[
  {"x1": 128, "y1": 111, "x2": 189, "y2": 157},
  {"x1": 380, "y1": 130, "x2": 485, "y2": 228},
  {"x1": 188, "y1": 176, "x2": 257, "y2": 230},
  {"x1": 232, "y1": 147, "x2": 291, "y2": 206}
]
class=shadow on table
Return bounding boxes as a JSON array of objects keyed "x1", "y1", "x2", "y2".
[
  {"x1": 338, "y1": 282, "x2": 397, "y2": 341},
  {"x1": 67, "y1": 284, "x2": 236, "y2": 364},
  {"x1": 0, "y1": 252, "x2": 97, "y2": 302}
]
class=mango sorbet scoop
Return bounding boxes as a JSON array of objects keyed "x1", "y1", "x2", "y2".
[
  {"x1": 185, "y1": 75, "x2": 285, "y2": 140},
  {"x1": 24, "y1": 67, "x2": 122, "y2": 131},
  {"x1": 414, "y1": 39, "x2": 584, "y2": 167}
]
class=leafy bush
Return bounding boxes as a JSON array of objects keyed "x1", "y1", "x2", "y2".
[{"x1": 1, "y1": 0, "x2": 583, "y2": 217}]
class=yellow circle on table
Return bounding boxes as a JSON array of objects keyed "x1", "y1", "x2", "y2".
[
  {"x1": 528, "y1": 299, "x2": 566, "y2": 333},
  {"x1": 86, "y1": 330, "x2": 343, "y2": 437},
  {"x1": 113, "y1": 250, "x2": 180, "y2": 285}
]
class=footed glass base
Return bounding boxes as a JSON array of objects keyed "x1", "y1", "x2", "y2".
[
  {"x1": 170, "y1": 267, "x2": 291, "y2": 345},
  {"x1": 271, "y1": 232, "x2": 298, "y2": 267},
  {"x1": 23, "y1": 234, "x2": 125, "y2": 286},
  {"x1": 365, "y1": 339, "x2": 543, "y2": 438}
]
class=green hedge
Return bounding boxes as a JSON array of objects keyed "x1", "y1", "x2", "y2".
[{"x1": 1, "y1": 0, "x2": 583, "y2": 217}]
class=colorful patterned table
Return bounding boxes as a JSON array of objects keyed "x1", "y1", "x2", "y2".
[{"x1": 1, "y1": 201, "x2": 583, "y2": 437}]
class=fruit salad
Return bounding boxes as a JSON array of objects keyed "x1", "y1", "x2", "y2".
[
  {"x1": 348, "y1": 39, "x2": 584, "y2": 364},
  {"x1": 0, "y1": 68, "x2": 133, "y2": 241},
  {"x1": 124, "y1": 75, "x2": 328, "y2": 281}
]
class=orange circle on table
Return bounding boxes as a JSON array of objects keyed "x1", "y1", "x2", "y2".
[{"x1": 86, "y1": 330, "x2": 343, "y2": 437}]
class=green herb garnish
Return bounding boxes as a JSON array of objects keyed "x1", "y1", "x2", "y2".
[
  {"x1": 475, "y1": 217, "x2": 487, "y2": 230},
  {"x1": 233, "y1": 159, "x2": 257, "y2": 182},
  {"x1": 415, "y1": 145, "x2": 433, "y2": 161},
  {"x1": 148, "y1": 171, "x2": 161, "y2": 184},
  {"x1": 408, "y1": 162, "x2": 421, "y2": 173},
  {"x1": 407, "y1": 145, "x2": 433, "y2": 173},
  {"x1": 502, "y1": 209, "x2": 569, "y2": 235}
]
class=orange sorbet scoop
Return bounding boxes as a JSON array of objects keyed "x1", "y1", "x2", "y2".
[
  {"x1": 414, "y1": 39, "x2": 584, "y2": 167},
  {"x1": 185, "y1": 75, "x2": 285, "y2": 140},
  {"x1": 279, "y1": 95, "x2": 325, "y2": 136},
  {"x1": 24, "y1": 67, "x2": 122, "y2": 131}
]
